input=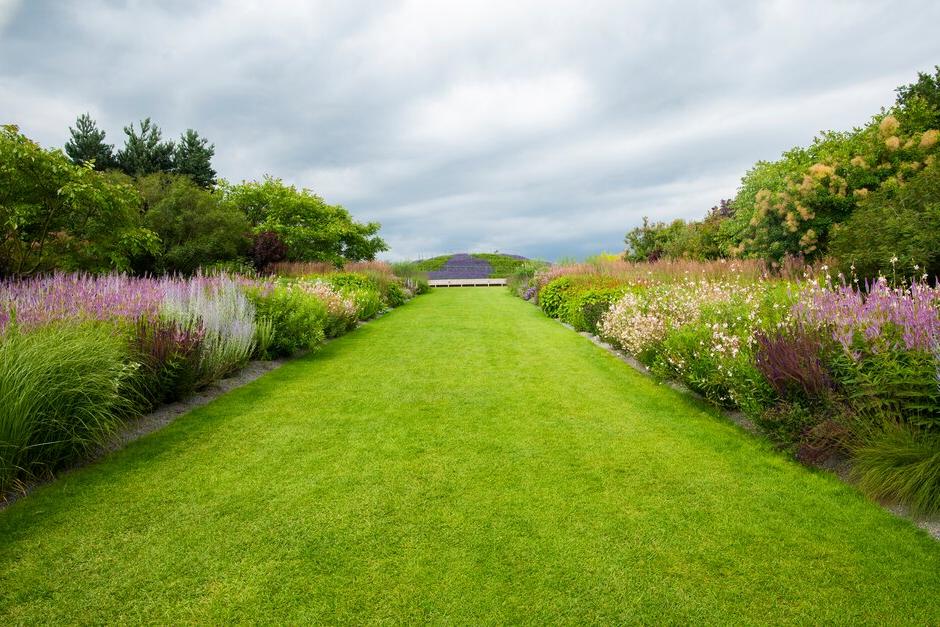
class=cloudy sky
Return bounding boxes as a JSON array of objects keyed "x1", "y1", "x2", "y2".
[{"x1": 2, "y1": 1, "x2": 938, "y2": 260}]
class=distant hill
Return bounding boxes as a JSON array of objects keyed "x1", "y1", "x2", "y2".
[{"x1": 414, "y1": 253, "x2": 529, "y2": 279}]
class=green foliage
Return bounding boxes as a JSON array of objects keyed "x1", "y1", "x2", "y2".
[
  {"x1": 173, "y1": 129, "x2": 216, "y2": 188},
  {"x1": 134, "y1": 174, "x2": 250, "y2": 275},
  {"x1": 351, "y1": 289, "x2": 383, "y2": 319},
  {"x1": 0, "y1": 323, "x2": 133, "y2": 491},
  {"x1": 384, "y1": 282, "x2": 406, "y2": 307},
  {"x1": 116, "y1": 118, "x2": 175, "y2": 176},
  {"x1": 831, "y1": 348, "x2": 940, "y2": 431},
  {"x1": 538, "y1": 277, "x2": 573, "y2": 318},
  {"x1": 621, "y1": 68, "x2": 940, "y2": 269},
  {"x1": 852, "y1": 422, "x2": 940, "y2": 514},
  {"x1": 560, "y1": 287, "x2": 626, "y2": 333},
  {"x1": 128, "y1": 317, "x2": 202, "y2": 409},
  {"x1": 1, "y1": 288, "x2": 938, "y2": 624},
  {"x1": 325, "y1": 274, "x2": 385, "y2": 318},
  {"x1": 0, "y1": 126, "x2": 159, "y2": 276},
  {"x1": 325, "y1": 272, "x2": 374, "y2": 293},
  {"x1": 64, "y1": 113, "x2": 115, "y2": 170},
  {"x1": 391, "y1": 261, "x2": 430, "y2": 294},
  {"x1": 253, "y1": 315, "x2": 275, "y2": 359},
  {"x1": 471, "y1": 253, "x2": 529, "y2": 278},
  {"x1": 221, "y1": 177, "x2": 387, "y2": 264},
  {"x1": 507, "y1": 260, "x2": 548, "y2": 297},
  {"x1": 246, "y1": 287, "x2": 327, "y2": 358},
  {"x1": 829, "y1": 159, "x2": 940, "y2": 279},
  {"x1": 894, "y1": 65, "x2": 940, "y2": 132},
  {"x1": 625, "y1": 206, "x2": 732, "y2": 262},
  {"x1": 412, "y1": 255, "x2": 451, "y2": 271}
]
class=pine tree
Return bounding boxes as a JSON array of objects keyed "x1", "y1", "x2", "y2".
[
  {"x1": 116, "y1": 118, "x2": 175, "y2": 176},
  {"x1": 173, "y1": 129, "x2": 217, "y2": 187},
  {"x1": 64, "y1": 113, "x2": 115, "y2": 170}
]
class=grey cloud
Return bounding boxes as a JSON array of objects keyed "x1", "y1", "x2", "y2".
[{"x1": 2, "y1": 0, "x2": 939, "y2": 261}]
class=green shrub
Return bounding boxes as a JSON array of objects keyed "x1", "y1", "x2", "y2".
[
  {"x1": 0, "y1": 323, "x2": 134, "y2": 491},
  {"x1": 851, "y1": 422, "x2": 940, "y2": 515},
  {"x1": 325, "y1": 272, "x2": 374, "y2": 292},
  {"x1": 561, "y1": 287, "x2": 627, "y2": 333},
  {"x1": 246, "y1": 287, "x2": 326, "y2": 358},
  {"x1": 507, "y1": 261, "x2": 545, "y2": 297},
  {"x1": 136, "y1": 173, "x2": 251, "y2": 275},
  {"x1": 829, "y1": 155, "x2": 940, "y2": 279},
  {"x1": 384, "y1": 281, "x2": 407, "y2": 307},
  {"x1": 538, "y1": 277, "x2": 573, "y2": 318},
  {"x1": 351, "y1": 288, "x2": 383, "y2": 320},
  {"x1": 253, "y1": 316, "x2": 275, "y2": 360},
  {"x1": 830, "y1": 348, "x2": 940, "y2": 431},
  {"x1": 324, "y1": 273, "x2": 385, "y2": 318}
]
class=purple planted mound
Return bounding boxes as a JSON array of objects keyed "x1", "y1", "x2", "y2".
[{"x1": 428, "y1": 254, "x2": 493, "y2": 280}]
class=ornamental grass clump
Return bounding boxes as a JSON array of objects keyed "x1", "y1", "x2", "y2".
[
  {"x1": 162, "y1": 275, "x2": 256, "y2": 386},
  {"x1": 851, "y1": 423, "x2": 940, "y2": 515},
  {"x1": 0, "y1": 323, "x2": 133, "y2": 492}
]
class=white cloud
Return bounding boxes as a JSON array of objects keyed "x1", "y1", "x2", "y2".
[
  {"x1": 2, "y1": 0, "x2": 939, "y2": 261},
  {"x1": 405, "y1": 72, "x2": 591, "y2": 146},
  {"x1": 0, "y1": 0, "x2": 20, "y2": 31}
]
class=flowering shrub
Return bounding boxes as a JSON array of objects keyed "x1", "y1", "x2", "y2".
[
  {"x1": 292, "y1": 279, "x2": 359, "y2": 337},
  {"x1": 131, "y1": 317, "x2": 204, "y2": 407},
  {"x1": 0, "y1": 273, "x2": 169, "y2": 332}
]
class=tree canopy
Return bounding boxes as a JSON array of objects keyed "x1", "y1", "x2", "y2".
[
  {"x1": 173, "y1": 129, "x2": 217, "y2": 188},
  {"x1": 220, "y1": 177, "x2": 387, "y2": 265},
  {"x1": 0, "y1": 125, "x2": 158, "y2": 276},
  {"x1": 623, "y1": 68, "x2": 940, "y2": 275},
  {"x1": 64, "y1": 113, "x2": 116, "y2": 170},
  {"x1": 115, "y1": 118, "x2": 175, "y2": 177}
]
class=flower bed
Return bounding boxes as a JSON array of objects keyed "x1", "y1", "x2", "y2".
[{"x1": 0, "y1": 267, "x2": 420, "y2": 494}]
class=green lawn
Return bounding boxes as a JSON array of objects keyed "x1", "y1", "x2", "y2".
[{"x1": 1, "y1": 289, "x2": 938, "y2": 623}]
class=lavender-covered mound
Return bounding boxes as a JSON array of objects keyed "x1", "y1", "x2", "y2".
[{"x1": 428, "y1": 254, "x2": 493, "y2": 279}]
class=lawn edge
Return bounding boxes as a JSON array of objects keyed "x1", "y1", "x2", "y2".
[
  {"x1": 0, "y1": 306, "x2": 402, "y2": 511},
  {"x1": 550, "y1": 312, "x2": 940, "y2": 541}
]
